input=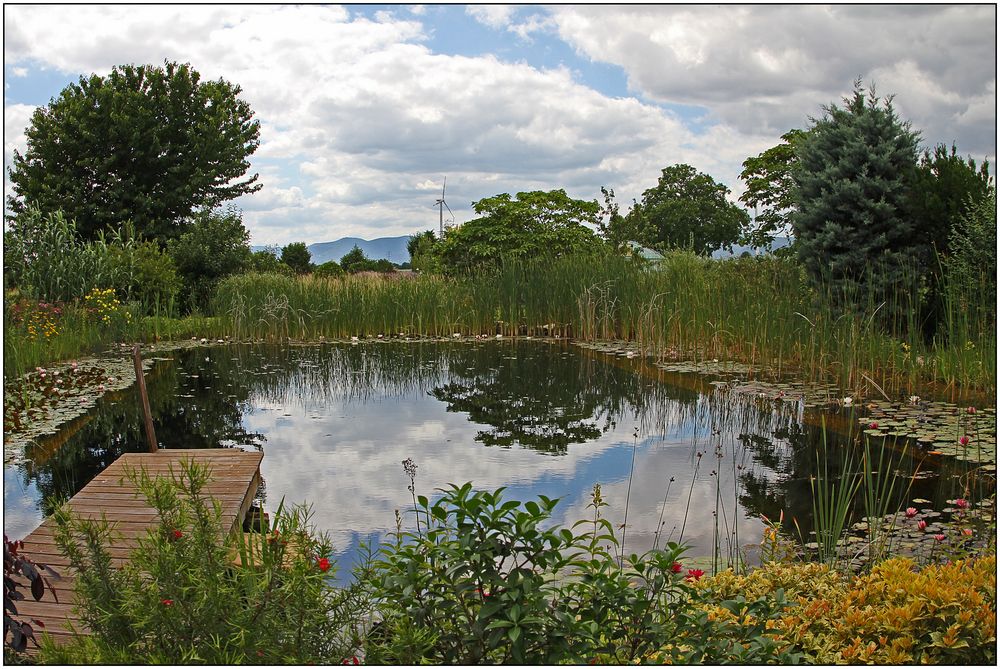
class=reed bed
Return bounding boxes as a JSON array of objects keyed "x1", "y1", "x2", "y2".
[{"x1": 211, "y1": 253, "x2": 994, "y2": 397}]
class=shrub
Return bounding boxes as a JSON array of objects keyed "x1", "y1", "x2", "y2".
[
  {"x1": 44, "y1": 459, "x2": 366, "y2": 664},
  {"x1": 694, "y1": 555, "x2": 997, "y2": 664},
  {"x1": 313, "y1": 261, "x2": 344, "y2": 279},
  {"x1": 364, "y1": 482, "x2": 800, "y2": 664}
]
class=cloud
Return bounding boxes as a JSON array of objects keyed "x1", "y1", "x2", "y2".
[
  {"x1": 3, "y1": 5, "x2": 993, "y2": 245},
  {"x1": 465, "y1": 5, "x2": 517, "y2": 30},
  {"x1": 549, "y1": 5, "x2": 997, "y2": 159}
]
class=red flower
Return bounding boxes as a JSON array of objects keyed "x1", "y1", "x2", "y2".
[
  {"x1": 955, "y1": 498, "x2": 969, "y2": 509},
  {"x1": 933, "y1": 534, "x2": 946, "y2": 542},
  {"x1": 959, "y1": 435, "x2": 970, "y2": 446},
  {"x1": 172, "y1": 529, "x2": 183, "y2": 540},
  {"x1": 868, "y1": 421, "x2": 878, "y2": 430},
  {"x1": 685, "y1": 569, "x2": 705, "y2": 581},
  {"x1": 317, "y1": 557, "x2": 331, "y2": 572},
  {"x1": 161, "y1": 599, "x2": 173, "y2": 606},
  {"x1": 670, "y1": 562, "x2": 683, "y2": 574}
]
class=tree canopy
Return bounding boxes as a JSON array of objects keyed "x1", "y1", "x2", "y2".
[
  {"x1": 907, "y1": 143, "x2": 993, "y2": 260},
  {"x1": 281, "y1": 242, "x2": 313, "y2": 274},
  {"x1": 6, "y1": 60, "x2": 261, "y2": 243},
  {"x1": 167, "y1": 207, "x2": 252, "y2": 312},
  {"x1": 622, "y1": 164, "x2": 750, "y2": 256},
  {"x1": 436, "y1": 190, "x2": 605, "y2": 273},
  {"x1": 738, "y1": 129, "x2": 806, "y2": 249},
  {"x1": 792, "y1": 81, "x2": 921, "y2": 300}
]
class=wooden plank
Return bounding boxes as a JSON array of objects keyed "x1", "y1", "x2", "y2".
[{"x1": 10, "y1": 448, "x2": 263, "y2": 654}]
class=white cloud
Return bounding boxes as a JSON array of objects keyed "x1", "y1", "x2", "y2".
[
  {"x1": 549, "y1": 5, "x2": 996, "y2": 159},
  {"x1": 465, "y1": 5, "x2": 517, "y2": 30},
  {"x1": 3, "y1": 5, "x2": 993, "y2": 246}
]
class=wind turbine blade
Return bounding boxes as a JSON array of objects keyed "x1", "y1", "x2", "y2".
[{"x1": 444, "y1": 201, "x2": 454, "y2": 217}]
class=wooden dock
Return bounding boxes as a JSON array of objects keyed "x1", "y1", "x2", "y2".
[{"x1": 8, "y1": 448, "x2": 263, "y2": 654}]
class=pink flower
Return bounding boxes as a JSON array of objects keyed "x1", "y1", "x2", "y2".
[
  {"x1": 962, "y1": 528, "x2": 973, "y2": 537},
  {"x1": 959, "y1": 435, "x2": 970, "y2": 446},
  {"x1": 967, "y1": 406, "x2": 976, "y2": 414},
  {"x1": 868, "y1": 421, "x2": 879, "y2": 429},
  {"x1": 685, "y1": 569, "x2": 705, "y2": 581},
  {"x1": 917, "y1": 520, "x2": 928, "y2": 531},
  {"x1": 905, "y1": 507, "x2": 917, "y2": 518},
  {"x1": 955, "y1": 498, "x2": 969, "y2": 509},
  {"x1": 933, "y1": 534, "x2": 946, "y2": 542}
]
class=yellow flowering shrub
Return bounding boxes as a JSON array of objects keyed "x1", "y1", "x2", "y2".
[
  {"x1": 694, "y1": 555, "x2": 996, "y2": 664},
  {"x1": 83, "y1": 287, "x2": 132, "y2": 329}
]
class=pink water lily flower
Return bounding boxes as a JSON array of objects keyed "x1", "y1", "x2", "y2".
[
  {"x1": 917, "y1": 520, "x2": 928, "y2": 531},
  {"x1": 904, "y1": 507, "x2": 917, "y2": 518}
]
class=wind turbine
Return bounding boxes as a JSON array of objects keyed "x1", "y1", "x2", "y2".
[{"x1": 434, "y1": 177, "x2": 454, "y2": 238}]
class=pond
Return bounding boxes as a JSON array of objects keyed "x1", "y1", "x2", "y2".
[{"x1": 3, "y1": 340, "x2": 992, "y2": 576}]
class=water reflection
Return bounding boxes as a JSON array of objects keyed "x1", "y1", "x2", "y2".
[{"x1": 3, "y1": 341, "x2": 971, "y2": 577}]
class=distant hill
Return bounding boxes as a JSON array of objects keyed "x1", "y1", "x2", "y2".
[
  {"x1": 711, "y1": 236, "x2": 792, "y2": 259},
  {"x1": 253, "y1": 235, "x2": 414, "y2": 264}
]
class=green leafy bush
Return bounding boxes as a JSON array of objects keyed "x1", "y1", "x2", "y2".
[
  {"x1": 313, "y1": 261, "x2": 345, "y2": 278},
  {"x1": 364, "y1": 482, "x2": 799, "y2": 664},
  {"x1": 44, "y1": 459, "x2": 366, "y2": 664}
]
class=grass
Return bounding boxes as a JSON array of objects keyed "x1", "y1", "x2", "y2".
[{"x1": 209, "y1": 253, "x2": 995, "y2": 398}]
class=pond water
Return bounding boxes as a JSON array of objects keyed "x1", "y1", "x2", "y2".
[{"x1": 3, "y1": 341, "x2": 985, "y2": 576}]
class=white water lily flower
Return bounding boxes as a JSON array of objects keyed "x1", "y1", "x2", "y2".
[
  {"x1": 909, "y1": 395, "x2": 920, "y2": 405},
  {"x1": 842, "y1": 397, "x2": 853, "y2": 407}
]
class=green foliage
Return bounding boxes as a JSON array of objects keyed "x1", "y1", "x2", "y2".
[
  {"x1": 45, "y1": 459, "x2": 364, "y2": 664},
  {"x1": 739, "y1": 129, "x2": 806, "y2": 248},
  {"x1": 280, "y1": 242, "x2": 313, "y2": 274},
  {"x1": 3, "y1": 207, "x2": 178, "y2": 315},
  {"x1": 4, "y1": 208, "x2": 119, "y2": 303},
  {"x1": 436, "y1": 190, "x2": 606, "y2": 273},
  {"x1": 340, "y1": 245, "x2": 374, "y2": 273},
  {"x1": 313, "y1": 261, "x2": 345, "y2": 278},
  {"x1": 105, "y1": 241, "x2": 181, "y2": 315},
  {"x1": 167, "y1": 207, "x2": 252, "y2": 313},
  {"x1": 406, "y1": 230, "x2": 440, "y2": 273},
  {"x1": 908, "y1": 143, "x2": 993, "y2": 259},
  {"x1": 622, "y1": 164, "x2": 751, "y2": 256},
  {"x1": 248, "y1": 248, "x2": 294, "y2": 276},
  {"x1": 792, "y1": 81, "x2": 921, "y2": 303},
  {"x1": 6, "y1": 60, "x2": 261, "y2": 243},
  {"x1": 946, "y1": 189, "x2": 997, "y2": 300},
  {"x1": 365, "y1": 483, "x2": 799, "y2": 664},
  {"x1": 211, "y1": 251, "x2": 995, "y2": 394}
]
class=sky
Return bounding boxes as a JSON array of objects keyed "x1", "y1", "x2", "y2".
[{"x1": 3, "y1": 3, "x2": 997, "y2": 247}]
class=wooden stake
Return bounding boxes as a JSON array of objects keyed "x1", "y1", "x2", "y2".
[{"x1": 133, "y1": 344, "x2": 158, "y2": 453}]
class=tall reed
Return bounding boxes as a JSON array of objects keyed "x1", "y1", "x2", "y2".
[{"x1": 209, "y1": 252, "x2": 995, "y2": 396}]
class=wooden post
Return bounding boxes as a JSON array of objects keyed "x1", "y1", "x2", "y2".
[{"x1": 133, "y1": 344, "x2": 158, "y2": 453}]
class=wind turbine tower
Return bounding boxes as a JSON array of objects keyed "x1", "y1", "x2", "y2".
[{"x1": 435, "y1": 177, "x2": 454, "y2": 238}]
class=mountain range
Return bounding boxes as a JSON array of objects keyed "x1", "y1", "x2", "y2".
[
  {"x1": 254, "y1": 236, "x2": 413, "y2": 264},
  {"x1": 253, "y1": 234, "x2": 792, "y2": 265}
]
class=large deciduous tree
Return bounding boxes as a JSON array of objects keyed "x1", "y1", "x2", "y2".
[
  {"x1": 623, "y1": 164, "x2": 750, "y2": 256},
  {"x1": 738, "y1": 129, "x2": 806, "y2": 249},
  {"x1": 437, "y1": 190, "x2": 605, "y2": 273},
  {"x1": 792, "y1": 81, "x2": 920, "y2": 301},
  {"x1": 6, "y1": 61, "x2": 261, "y2": 243}
]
